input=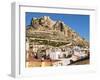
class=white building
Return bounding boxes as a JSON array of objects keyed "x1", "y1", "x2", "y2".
[
  {"x1": 72, "y1": 46, "x2": 88, "y2": 60},
  {"x1": 49, "y1": 48, "x2": 61, "y2": 60}
]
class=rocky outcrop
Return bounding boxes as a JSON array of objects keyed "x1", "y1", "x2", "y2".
[{"x1": 26, "y1": 16, "x2": 89, "y2": 47}]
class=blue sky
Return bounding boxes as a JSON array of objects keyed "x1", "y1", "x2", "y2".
[{"x1": 26, "y1": 12, "x2": 90, "y2": 41}]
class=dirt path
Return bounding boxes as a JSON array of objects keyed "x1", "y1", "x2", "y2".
[{"x1": 69, "y1": 59, "x2": 89, "y2": 65}]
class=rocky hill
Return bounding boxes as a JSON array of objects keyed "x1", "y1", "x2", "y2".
[{"x1": 26, "y1": 16, "x2": 89, "y2": 47}]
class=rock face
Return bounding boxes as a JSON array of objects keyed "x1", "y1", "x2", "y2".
[
  {"x1": 30, "y1": 16, "x2": 55, "y2": 30},
  {"x1": 26, "y1": 16, "x2": 89, "y2": 47}
]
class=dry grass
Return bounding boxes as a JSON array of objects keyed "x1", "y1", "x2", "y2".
[
  {"x1": 26, "y1": 59, "x2": 89, "y2": 67},
  {"x1": 26, "y1": 60, "x2": 53, "y2": 67}
]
